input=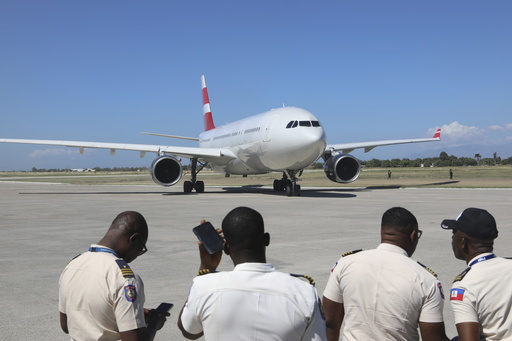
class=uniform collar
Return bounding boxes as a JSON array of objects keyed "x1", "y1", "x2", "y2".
[
  {"x1": 233, "y1": 263, "x2": 276, "y2": 272},
  {"x1": 377, "y1": 243, "x2": 408, "y2": 257}
]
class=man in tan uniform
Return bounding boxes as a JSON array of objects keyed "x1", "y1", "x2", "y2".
[
  {"x1": 59, "y1": 211, "x2": 168, "y2": 341},
  {"x1": 323, "y1": 207, "x2": 450, "y2": 341},
  {"x1": 442, "y1": 207, "x2": 512, "y2": 341}
]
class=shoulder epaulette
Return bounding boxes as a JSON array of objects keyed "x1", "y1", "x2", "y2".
[
  {"x1": 417, "y1": 262, "x2": 438, "y2": 278},
  {"x1": 342, "y1": 249, "x2": 363, "y2": 257},
  {"x1": 197, "y1": 269, "x2": 217, "y2": 276},
  {"x1": 453, "y1": 267, "x2": 471, "y2": 283},
  {"x1": 67, "y1": 253, "x2": 81, "y2": 264},
  {"x1": 290, "y1": 273, "x2": 316, "y2": 286},
  {"x1": 116, "y1": 259, "x2": 134, "y2": 278}
]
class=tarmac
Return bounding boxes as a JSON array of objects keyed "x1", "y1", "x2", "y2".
[{"x1": 1, "y1": 181, "x2": 511, "y2": 340}]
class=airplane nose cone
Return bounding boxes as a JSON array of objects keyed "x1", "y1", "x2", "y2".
[{"x1": 270, "y1": 125, "x2": 326, "y2": 170}]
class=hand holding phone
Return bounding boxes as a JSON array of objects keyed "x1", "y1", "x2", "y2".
[
  {"x1": 155, "y1": 302, "x2": 173, "y2": 313},
  {"x1": 193, "y1": 221, "x2": 224, "y2": 254}
]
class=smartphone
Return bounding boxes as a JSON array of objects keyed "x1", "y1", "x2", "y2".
[
  {"x1": 155, "y1": 302, "x2": 174, "y2": 313},
  {"x1": 193, "y1": 221, "x2": 224, "y2": 254}
]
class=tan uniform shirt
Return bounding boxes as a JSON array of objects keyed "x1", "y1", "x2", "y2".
[
  {"x1": 323, "y1": 243, "x2": 445, "y2": 341},
  {"x1": 58, "y1": 245, "x2": 146, "y2": 341},
  {"x1": 450, "y1": 253, "x2": 512, "y2": 340}
]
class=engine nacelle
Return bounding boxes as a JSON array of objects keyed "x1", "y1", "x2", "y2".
[
  {"x1": 324, "y1": 153, "x2": 361, "y2": 183},
  {"x1": 150, "y1": 155, "x2": 183, "y2": 186}
]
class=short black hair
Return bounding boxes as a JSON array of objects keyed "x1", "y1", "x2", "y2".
[
  {"x1": 381, "y1": 207, "x2": 418, "y2": 233},
  {"x1": 110, "y1": 211, "x2": 148, "y2": 240},
  {"x1": 222, "y1": 207, "x2": 265, "y2": 250}
]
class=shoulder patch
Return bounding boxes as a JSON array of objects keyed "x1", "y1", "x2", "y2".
[
  {"x1": 197, "y1": 269, "x2": 217, "y2": 276},
  {"x1": 116, "y1": 259, "x2": 134, "y2": 278},
  {"x1": 417, "y1": 261, "x2": 438, "y2": 278},
  {"x1": 453, "y1": 267, "x2": 471, "y2": 283},
  {"x1": 342, "y1": 249, "x2": 363, "y2": 257},
  {"x1": 290, "y1": 273, "x2": 316, "y2": 286}
]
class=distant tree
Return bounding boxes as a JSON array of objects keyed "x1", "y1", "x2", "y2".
[
  {"x1": 422, "y1": 157, "x2": 436, "y2": 167},
  {"x1": 410, "y1": 158, "x2": 423, "y2": 167},
  {"x1": 381, "y1": 160, "x2": 392, "y2": 168},
  {"x1": 400, "y1": 158, "x2": 411, "y2": 167},
  {"x1": 451, "y1": 159, "x2": 464, "y2": 167},
  {"x1": 493, "y1": 152, "x2": 501, "y2": 165},
  {"x1": 390, "y1": 158, "x2": 401, "y2": 167},
  {"x1": 439, "y1": 151, "x2": 449, "y2": 161},
  {"x1": 459, "y1": 157, "x2": 478, "y2": 166},
  {"x1": 474, "y1": 153, "x2": 482, "y2": 165},
  {"x1": 366, "y1": 159, "x2": 382, "y2": 167}
]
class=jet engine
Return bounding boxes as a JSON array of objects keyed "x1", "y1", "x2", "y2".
[
  {"x1": 323, "y1": 153, "x2": 361, "y2": 183},
  {"x1": 150, "y1": 155, "x2": 183, "y2": 186}
]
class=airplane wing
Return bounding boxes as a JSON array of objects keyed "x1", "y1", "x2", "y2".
[
  {"x1": 326, "y1": 129, "x2": 441, "y2": 154},
  {"x1": 0, "y1": 138, "x2": 236, "y2": 160},
  {"x1": 140, "y1": 132, "x2": 200, "y2": 141}
]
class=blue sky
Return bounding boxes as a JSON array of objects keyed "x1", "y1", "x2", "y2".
[{"x1": 1, "y1": 1, "x2": 511, "y2": 171}]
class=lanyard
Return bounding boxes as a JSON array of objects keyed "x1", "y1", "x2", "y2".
[
  {"x1": 469, "y1": 254, "x2": 496, "y2": 267},
  {"x1": 88, "y1": 246, "x2": 119, "y2": 258}
]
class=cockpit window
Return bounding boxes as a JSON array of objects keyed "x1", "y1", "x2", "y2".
[{"x1": 286, "y1": 120, "x2": 320, "y2": 128}]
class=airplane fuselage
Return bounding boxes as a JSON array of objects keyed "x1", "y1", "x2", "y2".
[{"x1": 198, "y1": 107, "x2": 327, "y2": 175}]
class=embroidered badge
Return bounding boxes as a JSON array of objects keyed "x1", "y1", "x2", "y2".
[
  {"x1": 124, "y1": 285, "x2": 137, "y2": 302},
  {"x1": 450, "y1": 288, "x2": 465, "y2": 301}
]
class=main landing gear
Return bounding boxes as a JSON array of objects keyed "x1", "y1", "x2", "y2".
[
  {"x1": 183, "y1": 159, "x2": 206, "y2": 194},
  {"x1": 273, "y1": 170, "x2": 302, "y2": 196}
]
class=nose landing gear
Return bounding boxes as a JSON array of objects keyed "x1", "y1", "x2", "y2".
[{"x1": 273, "y1": 170, "x2": 302, "y2": 196}]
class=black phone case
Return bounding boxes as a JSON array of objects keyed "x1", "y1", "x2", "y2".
[
  {"x1": 193, "y1": 222, "x2": 224, "y2": 254},
  {"x1": 156, "y1": 302, "x2": 173, "y2": 312}
]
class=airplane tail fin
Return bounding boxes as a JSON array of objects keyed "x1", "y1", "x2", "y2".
[
  {"x1": 433, "y1": 128, "x2": 441, "y2": 139},
  {"x1": 201, "y1": 75, "x2": 215, "y2": 131}
]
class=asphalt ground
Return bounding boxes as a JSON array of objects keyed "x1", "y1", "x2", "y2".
[{"x1": 1, "y1": 181, "x2": 511, "y2": 340}]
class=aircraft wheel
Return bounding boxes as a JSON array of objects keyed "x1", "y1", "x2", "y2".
[
  {"x1": 295, "y1": 184, "x2": 301, "y2": 196},
  {"x1": 195, "y1": 181, "x2": 205, "y2": 193},
  {"x1": 279, "y1": 179, "x2": 286, "y2": 191},
  {"x1": 273, "y1": 179, "x2": 280, "y2": 191},
  {"x1": 286, "y1": 182, "x2": 294, "y2": 197},
  {"x1": 184, "y1": 181, "x2": 193, "y2": 193}
]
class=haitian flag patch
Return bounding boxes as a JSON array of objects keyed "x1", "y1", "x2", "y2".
[
  {"x1": 124, "y1": 285, "x2": 137, "y2": 302},
  {"x1": 450, "y1": 288, "x2": 465, "y2": 301}
]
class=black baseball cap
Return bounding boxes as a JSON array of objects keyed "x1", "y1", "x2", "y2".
[{"x1": 441, "y1": 207, "x2": 498, "y2": 240}]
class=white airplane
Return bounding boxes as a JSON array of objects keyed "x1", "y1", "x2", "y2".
[{"x1": 0, "y1": 76, "x2": 441, "y2": 196}]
